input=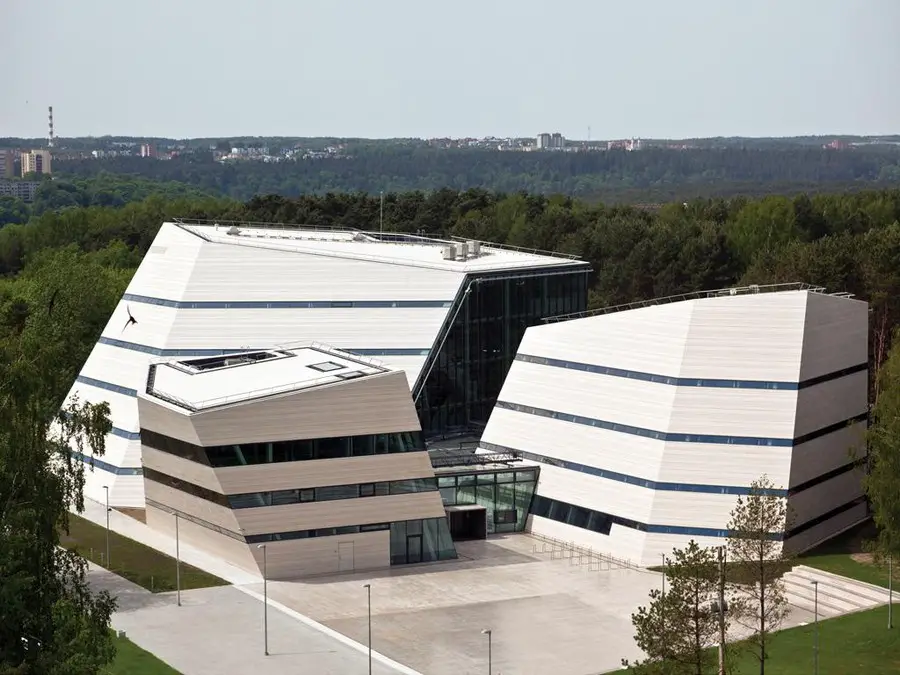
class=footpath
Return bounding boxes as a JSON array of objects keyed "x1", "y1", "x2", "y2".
[{"x1": 79, "y1": 499, "x2": 421, "y2": 675}]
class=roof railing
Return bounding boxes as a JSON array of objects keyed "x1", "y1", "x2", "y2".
[
  {"x1": 170, "y1": 218, "x2": 582, "y2": 260},
  {"x1": 172, "y1": 217, "x2": 361, "y2": 233},
  {"x1": 542, "y1": 282, "x2": 828, "y2": 323}
]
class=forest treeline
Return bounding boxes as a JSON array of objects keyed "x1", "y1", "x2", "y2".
[
  {"x1": 2, "y1": 186, "x2": 900, "y2": 390},
  {"x1": 54, "y1": 145, "x2": 900, "y2": 202}
]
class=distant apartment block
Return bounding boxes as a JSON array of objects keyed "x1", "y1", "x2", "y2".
[
  {"x1": 607, "y1": 138, "x2": 643, "y2": 151},
  {"x1": 536, "y1": 133, "x2": 566, "y2": 150},
  {"x1": 140, "y1": 143, "x2": 158, "y2": 158},
  {"x1": 0, "y1": 180, "x2": 41, "y2": 202},
  {"x1": 21, "y1": 149, "x2": 52, "y2": 176},
  {"x1": 0, "y1": 149, "x2": 14, "y2": 178}
]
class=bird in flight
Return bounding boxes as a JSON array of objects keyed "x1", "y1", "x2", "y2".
[{"x1": 122, "y1": 305, "x2": 138, "y2": 332}]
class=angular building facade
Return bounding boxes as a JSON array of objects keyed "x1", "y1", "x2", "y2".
[
  {"x1": 137, "y1": 344, "x2": 456, "y2": 579},
  {"x1": 66, "y1": 220, "x2": 590, "y2": 506},
  {"x1": 480, "y1": 284, "x2": 869, "y2": 566}
]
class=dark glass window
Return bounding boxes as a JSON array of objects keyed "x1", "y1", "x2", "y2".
[
  {"x1": 141, "y1": 429, "x2": 426, "y2": 467},
  {"x1": 416, "y1": 268, "x2": 589, "y2": 436},
  {"x1": 308, "y1": 361, "x2": 344, "y2": 372},
  {"x1": 143, "y1": 467, "x2": 230, "y2": 507}
]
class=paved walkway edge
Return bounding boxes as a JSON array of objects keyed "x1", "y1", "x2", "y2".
[{"x1": 236, "y1": 586, "x2": 424, "y2": 675}]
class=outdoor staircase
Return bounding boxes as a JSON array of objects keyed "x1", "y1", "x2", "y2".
[{"x1": 782, "y1": 565, "x2": 894, "y2": 618}]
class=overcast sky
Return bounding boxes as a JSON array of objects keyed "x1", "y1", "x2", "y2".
[{"x1": 3, "y1": 0, "x2": 898, "y2": 140}]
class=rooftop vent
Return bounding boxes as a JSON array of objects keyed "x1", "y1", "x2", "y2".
[
  {"x1": 455, "y1": 242, "x2": 469, "y2": 261},
  {"x1": 226, "y1": 226, "x2": 241, "y2": 235},
  {"x1": 442, "y1": 244, "x2": 456, "y2": 261},
  {"x1": 470, "y1": 240, "x2": 481, "y2": 257}
]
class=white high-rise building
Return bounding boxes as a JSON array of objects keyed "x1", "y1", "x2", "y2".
[{"x1": 479, "y1": 284, "x2": 869, "y2": 566}]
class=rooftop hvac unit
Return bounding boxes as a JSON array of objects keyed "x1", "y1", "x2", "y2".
[
  {"x1": 226, "y1": 226, "x2": 241, "y2": 235},
  {"x1": 729, "y1": 288, "x2": 738, "y2": 296},
  {"x1": 455, "y1": 242, "x2": 469, "y2": 261},
  {"x1": 442, "y1": 244, "x2": 456, "y2": 260},
  {"x1": 749, "y1": 284, "x2": 760, "y2": 293},
  {"x1": 468, "y1": 240, "x2": 481, "y2": 257}
]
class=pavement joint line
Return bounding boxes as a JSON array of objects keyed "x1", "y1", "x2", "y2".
[{"x1": 235, "y1": 585, "x2": 424, "y2": 675}]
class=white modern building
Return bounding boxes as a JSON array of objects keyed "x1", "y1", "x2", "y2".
[
  {"x1": 479, "y1": 284, "x2": 870, "y2": 566},
  {"x1": 66, "y1": 219, "x2": 590, "y2": 507},
  {"x1": 138, "y1": 343, "x2": 455, "y2": 579}
]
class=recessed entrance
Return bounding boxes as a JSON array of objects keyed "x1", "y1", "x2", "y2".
[{"x1": 446, "y1": 505, "x2": 487, "y2": 541}]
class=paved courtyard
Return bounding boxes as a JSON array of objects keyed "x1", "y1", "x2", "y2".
[
  {"x1": 88, "y1": 565, "x2": 414, "y2": 675},
  {"x1": 255, "y1": 534, "x2": 664, "y2": 675}
]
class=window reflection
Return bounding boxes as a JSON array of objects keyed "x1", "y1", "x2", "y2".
[
  {"x1": 436, "y1": 469, "x2": 537, "y2": 534},
  {"x1": 140, "y1": 428, "x2": 425, "y2": 466}
]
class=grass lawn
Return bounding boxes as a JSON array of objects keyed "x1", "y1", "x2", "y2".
[
  {"x1": 60, "y1": 514, "x2": 227, "y2": 593},
  {"x1": 104, "y1": 633, "x2": 181, "y2": 675},
  {"x1": 724, "y1": 605, "x2": 900, "y2": 675},
  {"x1": 799, "y1": 520, "x2": 899, "y2": 589},
  {"x1": 626, "y1": 605, "x2": 899, "y2": 674}
]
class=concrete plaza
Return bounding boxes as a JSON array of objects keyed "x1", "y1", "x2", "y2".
[{"x1": 255, "y1": 534, "x2": 664, "y2": 675}]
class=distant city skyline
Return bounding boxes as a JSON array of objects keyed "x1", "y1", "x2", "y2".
[{"x1": 3, "y1": 0, "x2": 899, "y2": 140}]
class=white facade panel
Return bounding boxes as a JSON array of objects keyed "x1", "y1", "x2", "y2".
[
  {"x1": 653, "y1": 442, "x2": 793, "y2": 489},
  {"x1": 497, "y1": 361, "x2": 680, "y2": 434},
  {"x1": 799, "y1": 292, "x2": 869, "y2": 381},
  {"x1": 665, "y1": 386, "x2": 797, "y2": 438},
  {"x1": 527, "y1": 514, "x2": 647, "y2": 565},
  {"x1": 646, "y1": 491, "x2": 742, "y2": 530},
  {"x1": 68, "y1": 383, "x2": 138, "y2": 436},
  {"x1": 84, "y1": 468, "x2": 145, "y2": 508},
  {"x1": 184, "y1": 238, "x2": 465, "y2": 302},
  {"x1": 124, "y1": 225, "x2": 205, "y2": 300},
  {"x1": 481, "y1": 407, "x2": 667, "y2": 482},
  {"x1": 535, "y1": 464, "x2": 656, "y2": 524},
  {"x1": 165, "y1": 308, "x2": 445, "y2": 351},
  {"x1": 678, "y1": 292, "x2": 807, "y2": 381},
  {"x1": 520, "y1": 302, "x2": 694, "y2": 377}
]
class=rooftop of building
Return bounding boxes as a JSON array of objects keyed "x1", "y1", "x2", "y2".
[
  {"x1": 171, "y1": 218, "x2": 590, "y2": 273},
  {"x1": 542, "y1": 281, "x2": 859, "y2": 324},
  {"x1": 145, "y1": 342, "x2": 390, "y2": 412}
]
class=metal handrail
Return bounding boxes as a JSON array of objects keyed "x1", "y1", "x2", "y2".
[
  {"x1": 528, "y1": 532, "x2": 645, "y2": 571},
  {"x1": 542, "y1": 282, "x2": 827, "y2": 323},
  {"x1": 303, "y1": 341, "x2": 389, "y2": 370},
  {"x1": 448, "y1": 235, "x2": 580, "y2": 260}
]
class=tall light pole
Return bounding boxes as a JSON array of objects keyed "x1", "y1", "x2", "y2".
[
  {"x1": 174, "y1": 512, "x2": 181, "y2": 607},
  {"x1": 102, "y1": 485, "x2": 110, "y2": 569},
  {"x1": 379, "y1": 190, "x2": 384, "y2": 234},
  {"x1": 811, "y1": 580, "x2": 819, "y2": 675},
  {"x1": 889, "y1": 552, "x2": 894, "y2": 630},
  {"x1": 363, "y1": 584, "x2": 372, "y2": 675},
  {"x1": 257, "y1": 544, "x2": 268, "y2": 656},
  {"x1": 481, "y1": 628, "x2": 492, "y2": 675}
]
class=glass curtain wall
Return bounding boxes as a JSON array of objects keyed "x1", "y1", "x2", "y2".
[
  {"x1": 437, "y1": 468, "x2": 538, "y2": 534},
  {"x1": 389, "y1": 517, "x2": 457, "y2": 565},
  {"x1": 418, "y1": 269, "x2": 589, "y2": 435}
]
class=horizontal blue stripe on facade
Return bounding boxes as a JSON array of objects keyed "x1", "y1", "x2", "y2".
[
  {"x1": 97, "y1": 336, "x2": 431, "y2": 357},
  {"x1": 480, "y1": 441, "x2": 788, "y2": 496},
  {"x1": 123, "y1": 293, "x2": 453, "y2": 309},
  {"x1": 70, "y1": 450, "x2": 143, "y2": 476},
  {"x1": 515, "y1": 353, "x2": 867, "y2": 391},
  {"x1": 495, "y1": 400, "x2": 794, "y2": 447},
  {"x1": 75, "y1": 374, "x2": 138, "y2": 398}
]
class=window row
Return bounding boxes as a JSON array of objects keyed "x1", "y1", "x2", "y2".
[
  {"x1": 228, "y1": 477, "x2": 437, "y2": 509},
  {"x1": 436, "y1": 469, "x2": 536, "y2": 488},
  {"x1": 143, "y1": 467, "x2": 437, "y2": 510},
  {"x1": 140, "y1": 428, "x2": 425, "y2": 467},
  {"x1": 246, "y1": 522, "x2": 391, "y2": 544}
]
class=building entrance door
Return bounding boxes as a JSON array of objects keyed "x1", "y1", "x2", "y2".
[
  {"x1": 338, "y1": 542, "x2": 355, "y2": 572},
  {"x1": 406, "y1": 534, "x2": 423, "y2": 564}
]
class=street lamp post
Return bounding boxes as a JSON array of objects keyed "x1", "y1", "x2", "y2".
[
  {"x1": 174, "y1": 512, "x2": 181, "y2": 607},
  {"x1": 379, "y1": 191, "x2": 384, "y2": 234},
  {"x1": 102, "y1": 485, "x2": 110, "y2": 569},
  {"x1": 889, "y1": 552, "x2": 893, "y2": 630},
  {"x1": 481, "y1": 628, "x2": 492, "y2": 675},
  {"x1": 257, "y1": 544, "x2": 268, "y2": 656},
  {"x1": 811, "y1": 580, "x2": 819, "y2": 675},
  {"x1": 363, "y1": 584, "x2": 372, "y2": 675}
]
